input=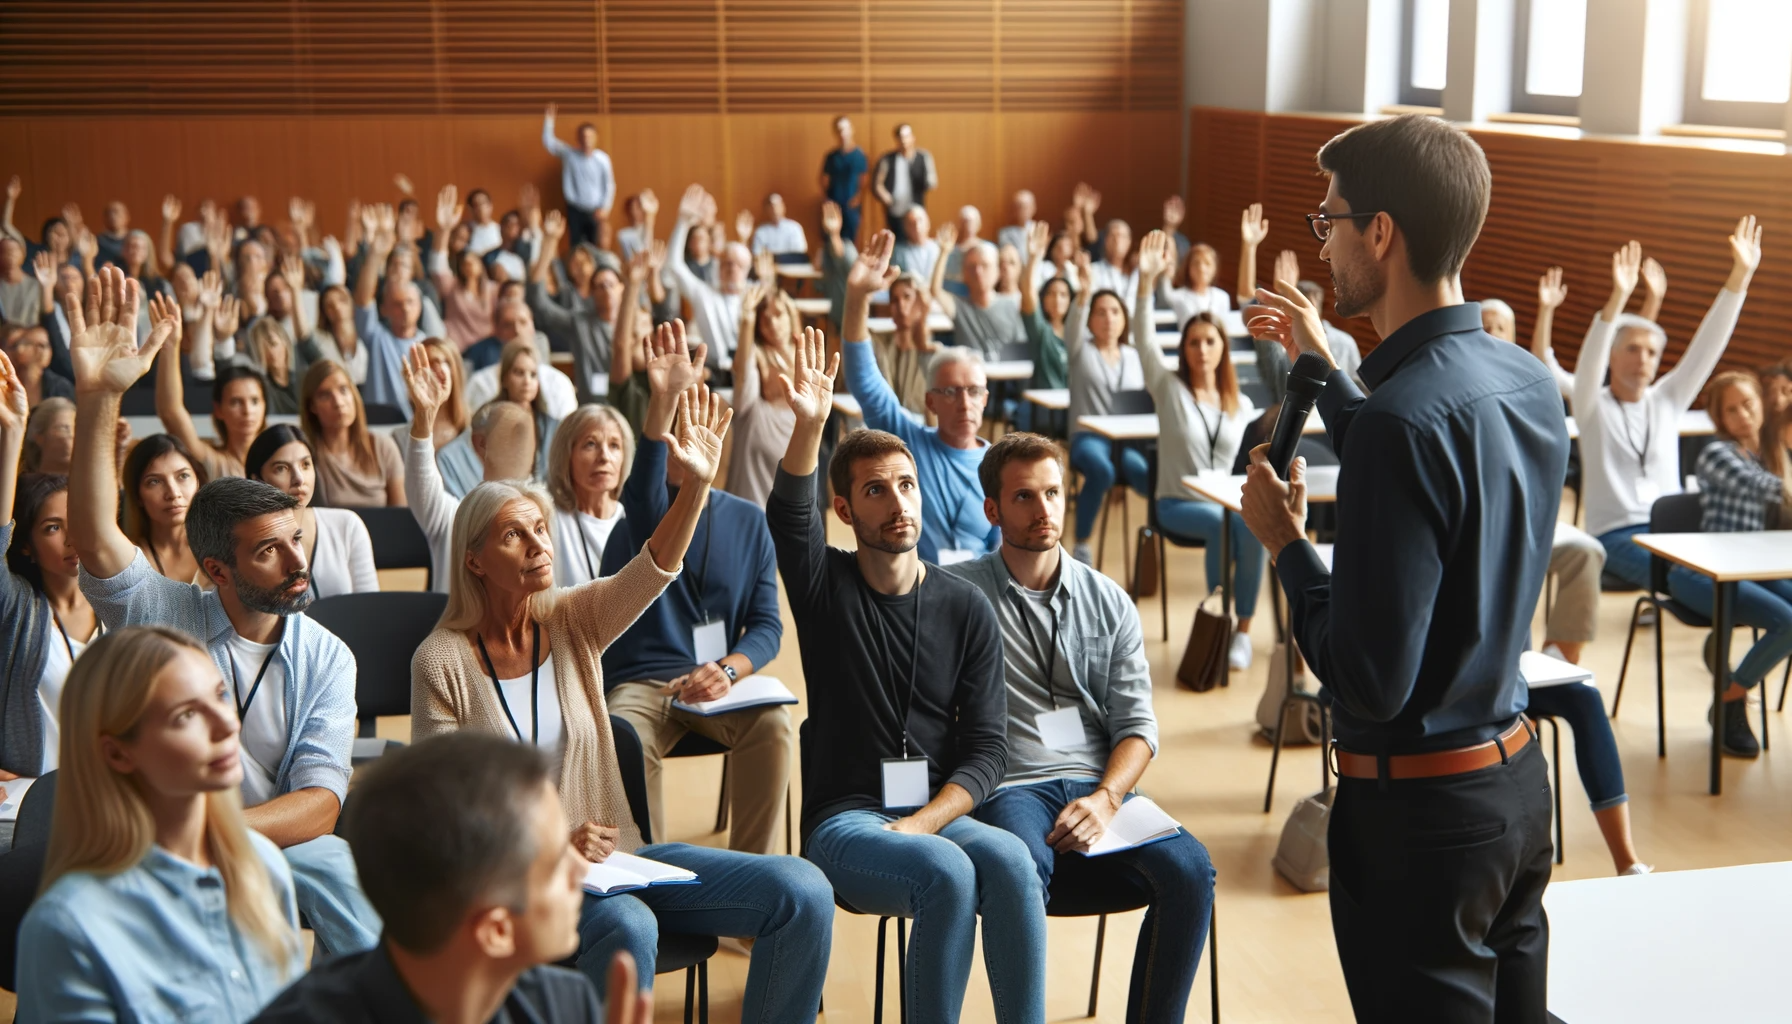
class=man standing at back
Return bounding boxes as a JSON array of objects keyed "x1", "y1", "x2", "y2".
[
  {"x1": 1240, "y1": 115, "x2": 1568, "y2": 1022},
  {"x1": 820, "y1": 116, "x2": 869, "y2": 244},
  {"x1": 872, "y1": 123, "x2": 937, "y2": 243},
  {"x1": 542, "y1": 104, "x2": 616, "y2": 250}
]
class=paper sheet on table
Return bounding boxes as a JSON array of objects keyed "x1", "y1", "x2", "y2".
[
  {"x1": 672, "y1": 675, "x2": 800, "y2": 717},
  {"x1": 0, "y1": 777, "x2": 38, "y2": 822},
  {"x1": 582, "y1": 852, "x2": 700, "y2": 896},
  {"x1": 1520, "y1": 650, "x2": 1595, "y2": 689},
  {"x1": 1078, "y1": 796, "x2": 1183, "y2": 857}
]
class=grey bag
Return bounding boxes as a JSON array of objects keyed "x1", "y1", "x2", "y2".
[
  {"x1": 1273, "y1": 786, "x2": 1334, "y2": 892},
  {"x1": 1255, "y1": 642, "x2": 1325, "y2": 744}
]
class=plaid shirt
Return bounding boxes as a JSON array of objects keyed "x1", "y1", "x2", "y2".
[{"x1": 1696, "y1": 440, "x2": 1785, "y2": 533}]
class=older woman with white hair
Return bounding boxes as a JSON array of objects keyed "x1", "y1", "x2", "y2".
[
  {"x1": 546, "y1": 402, "x2": 633, "y2": 586},
  {"x1": 409, "y1": 378, "x2": 834, "y2": 1015},
  {"x1": 667, "y1": 185, "x2": 753, "y2": 371}
]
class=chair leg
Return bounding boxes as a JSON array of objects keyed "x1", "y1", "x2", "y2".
[
  {"x1": 1550, "y1": 718, "x2": 1564, "y2": 866},
  {"x1": 714, "y1": 755, "x2": 731, "y2": 834},
  {"x1": 699, "y1": 960, "x2": 710, "y2": 1024},
  {"x1": 1096, "y1": 489, "x2": 1113, "y2": 572},
  {"x1": 1779, "y1": 657, "x2": 1791, "y2": 712},
  {"x1": 1264, "y1": 695, "x2": 1294, "y2": 813},
  {"x1": 1612, "y1": 597, "x2": 1647, "y2": 718},
  {"x1": 1158, "y1": 532, "x2": 1170, "y2": 644},
  {"x1": 1209, "y1": 902, "x2": 1220, "y2": 1023},
  {"x1": 684, "y1": 964, "x2": 696, "y2": 1024},
  {"x1": 1121, "y1": 492, "x2": 1133, "y2": 591},
  {"x1": 1654, "y1": 603, "x2": 1667, "y2": 758},
  {"x1": 1087, "y1": 914, "x2": 1108, "y2": 1018},
  {"x1": 896, "y1": 917, "x2": 909, "y2": 1024},
  {"x1": 873, "y1": 917, "x2": 888, "y2": 1024},
  {"x1": 784, "y1": 784, "x2": 793, "y2": 855}
]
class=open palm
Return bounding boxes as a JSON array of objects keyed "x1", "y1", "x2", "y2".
[
  {"x1": 0, "y1": 351, "x2": 28, "y2": 434},
  {"x1": 846, "y1": 230, "x2": 900, "y2": 295},
  {"x1": 780, "y1": 327, "x2": 838, "y2": 423},
  {"x1": 663, "y1": 385, "x2": 732, "y2": 485},
  {"x1": 644, "y1": 320, "x2": 705, "y2": 398},
  {"x1": 70, "y1": 268, "x2": 166, "y2": 396}
]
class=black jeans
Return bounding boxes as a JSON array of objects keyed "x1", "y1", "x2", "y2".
[
  {"x1": 565, "y1": 203, "x2": 605, "y2": 249},
  {"x1": 1329, "y1": 737, "x2": 1553, "y2": 1023}
]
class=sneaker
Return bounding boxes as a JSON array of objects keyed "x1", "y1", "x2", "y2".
[
  {"x1": 1072, "y1": 542, "x2": 1094, "y2": 565},
  {"x1": 1710, "y1": 699, "x2": 1760, "y2": 759},
  {"x1": 1621, "y1": 863, "x2": 1654, "y2": 876},
  {"x1": 1228, "y1": 630, "x2": 1253, "y2": 670}
]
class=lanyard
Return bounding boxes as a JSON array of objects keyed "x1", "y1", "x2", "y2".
[
  {"x1": 1610, "y1": 394, "x2": 1652, "y2": 472},
  {"x1": 229, "y1": 631, "x2": 282, "y2": 723},
  {"x1": 50, "y1": 611, "x2": 102, "y2": 662},
  {"x1": 1011, "y1": 592, "x2": 1063, "y2": 709},
  {"x1": 479, "y1": 623, "x2": 542, "y2": 745},
  {"x1": 1193, "y1": 402, "x2": 1224, "y2": 471},
  {"x1": 576, "y1": 514, "x2": 601, "y2": 582},
  {"x1": 887, "y1": 566, "x2": 925, "y2": 758}
]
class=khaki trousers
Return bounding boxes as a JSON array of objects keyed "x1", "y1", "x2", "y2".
[
  {"x1": 605, "y1": 679, "x2": 793, "y2": 855},
  {"x1": 1548, "y1": 521, "x2": 1606, "y2": 645}
]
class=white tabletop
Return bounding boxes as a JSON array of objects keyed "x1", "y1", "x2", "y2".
[
  {"x1": 831, "y1": 393, "x2": 862, "y2": 418},
  {"x1": 1077, "y1": 413, "x2": 1160, "y2": 440},
  {"x1": 1152, "y1": 308, "x2": 1176, "y2": 327},
  {"x1": 775, "y1": 262, "x2": 821, "y2": 280},
  {"x1": 1545, "y1": 860, "x2": 1792, "y2": 1022},
  {"x1": 1633, "y1": 531, "x2": 1792, "y2": 583},
  {"x1": 1565, "y1": 409, "x2": 1716, "y2": 440},
  {"x1": 866, "y1": 313, "x2": 955, "y2": 335},
  {"x1": 1180, "y1": 466, "x2": 1340, "y2": 510},
  {"x1": 983, "y1": 360, "x2": 1034, "y2": 381},
  {"x1": 1024, "y1": 388, "x2": 1069, "y2": 410},
  {"x1": 791, "y1": 297, "x2": 832, "y2": 316}
]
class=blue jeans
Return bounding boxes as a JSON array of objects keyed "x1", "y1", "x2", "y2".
[
  {"x1": 1524, "y1": 683, "x2": 1627, "y2": 811},
  {"x1": 1665, "y1": 571, "x2": 1792, "y2": 687},
  {"x1": 1069, "y1": 431, "x2": 1148, "y2": 542},
  {"x1": 806, "y1": 809, "x2": 1045, "y2": 1024},
  {"x1": 1156, "y1": 496, "x2": 1264, "y2": 618},
  {"x1": 575, "y1": 842, "x2": 833, "y2": 1022},
  {"x1": 976, "y1": 780, "x2": 1214, "y2": 1024},
  {"x1": 1596, "y1": 524, "x2": 1652, "y2": 590},
  {"x1": 284, "y1": 834, "x2": 381, "y2": 957}
]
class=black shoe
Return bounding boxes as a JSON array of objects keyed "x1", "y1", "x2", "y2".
[{"x1": 1711, "y1": 699, "x2": 1761, "y2": 759}]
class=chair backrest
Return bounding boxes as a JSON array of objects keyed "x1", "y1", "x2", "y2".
[
  {"x1": 15, "y1": 770, "x2": 56, "y2": 850},
  {"x1": 352, "y1": 506, "x2": 434, "y2": 582},
  {"x1": 608, "y1": 715, "x2": 655, "y2": 844},
  {"x1": 1648, "y1": 493, "x2": 1705, "y2": 596},
  {"x1": 362, "y1": 402, "x2": 407, "y2": 426},
  {"x1": 1109, "y1": 388, "x2": 1155, "y2": 415},
  {"x1": 998, "y1": 341, "x2": 1031, "y2": 363},
  {"x1": 306, "y1": 592, "x2": 447, "y2": 730},
  {"x1": 0, "y1": 841, "x2": 47, "y2": 992}
]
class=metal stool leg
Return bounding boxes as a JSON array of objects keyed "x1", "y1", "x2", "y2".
[
  {"x1": 698, "y1": 960, "x2": 709, "y2": 1024},
  {"x1": 714, "y1": 755, "x2": 731, "y2": 833},
  {"x1": 1545, "y1": 717, "x2": 1564, "y2": 865},
  {"x1": 1158, "y1": 532, "x2": 1170, "y2": 643},
  {"x1": 1264, "y1": 695, "x2": 1299, "y2": 813},
  {"x1": 873, "y1": 917, "x2": 888, "y2": 1024},
  {"x1": 684, "y1": 965, "x2": 696, "y2": 1024},
  {"x1": 1778, "y1": 657, "x2": 1791, "y2": 712},
  {"x1": 1088, "y1": 914, "x2": 1108, "y2": 1018},
  {"x1": 1612, "y1": 596, "x2": 1647, "y2": 718},
  {"x1": 1654, "y1": 601, "x2": 1667, "y2": 758},
  {"x1": 1209, "y1": 902, "x2": 1220, "y2": 1023},
  {"x1": 896, "y1": 917, "x2": 909, "y2": 1024}
]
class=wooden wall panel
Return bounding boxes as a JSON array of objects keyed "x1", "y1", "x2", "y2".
[{"x1": 1188, "y1": 108, "x2": 1792, "y2": 376}]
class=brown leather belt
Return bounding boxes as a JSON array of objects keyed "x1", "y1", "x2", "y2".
[{"x1": 1334, "y1": 718, "x2": 1533, "y2": 781}]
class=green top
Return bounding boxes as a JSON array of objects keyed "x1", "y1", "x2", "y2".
[{"x1": 1024, "y1": 307, "x2": 1069, "y2": 389}]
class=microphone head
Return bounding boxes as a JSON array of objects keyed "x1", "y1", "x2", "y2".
[{"x1": 1285, "y1": 351, "x2": 1332, "y2": 400}]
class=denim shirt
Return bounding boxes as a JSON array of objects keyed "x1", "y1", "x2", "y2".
[
  {"x1": 16, "y1": 832, "x2": 305, "y2": 1024},
  {"x1": 80, "y1": 552, "x2": 357, "y2": 804}
]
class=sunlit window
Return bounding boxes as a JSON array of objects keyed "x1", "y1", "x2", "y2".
[
  {"x1": 1702, "y1": 0, "x2": 1792, "y2": 104},
  {"x1": 1410, "y1": 0, "x2": 1449, "y2": 92},
  {"x1": 1525, "y1": 0, "x2": 1586, "y2": 97}
]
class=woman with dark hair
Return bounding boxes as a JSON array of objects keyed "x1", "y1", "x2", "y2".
[
  {"x1": 246, "y1": 424, "x2": 379, "y2": 598},
  {"x1": 496, "y1": 339, "x2": 560, "y2": 476},
  {"x1": 121, "y1": 432, "x2": 209, "y2": 584},
  {"x1": 1164, "y1": 240, "x2": 1231, "y2": 327},
  {"x1": 299, "y1": 360, "x2": 406, "y2": 507},
  {"x1": 1063, "y1": 249, "x2": 1147, "y2": 566},
  {"x1": 1019, "y1": 220, "x2": 1070, "y2": 392},
  {"x1": 1135, "y1": 230, "x2": 1260, "y2": 669},
  {"x1": 430, "y1": 243, "x2": 499, "y2": 354},
  {"x1": 152, "y1": 294, "x2": 266, "y2": 478},
  {"x1": 24, "y1": 396, "x2": 75, "y2": 475},
  {"x1": 298, "y1": 284, "x2": 366, "y2": 385}
]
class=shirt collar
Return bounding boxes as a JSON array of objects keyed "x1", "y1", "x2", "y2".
[
  {"x1": 1357, "y1": 302, "x2": 1484, "y2": 392},
  {"x1": 139, "y1": 844, "x2": 226, "y2": 894},
  {"x1": 348, "y1": 942, "x2": 434, "y2": 1023},
  {"x1": 994, "y1": 548, "x2": 1075, "y2": 609},
  {"x1": 203, "y1": 597, "x2": 294, "y2": 654}
]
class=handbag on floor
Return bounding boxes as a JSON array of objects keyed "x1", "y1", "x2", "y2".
[
  {"x1": 1176, "y1": 588, "x2": 1232, "y2": 692},
  {"x1": 1255, "y1": 643, "x2": 1325, "y2": 745},
  {"x1": 1273, "y1": 786, "x2": 1334, "y2": 892},
  {"x1": 1132, "y1": 526, "x2": 1160, "y2": 598}
]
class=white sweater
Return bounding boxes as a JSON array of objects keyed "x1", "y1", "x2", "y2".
[
  {"x1": 405, "y1": 435, "x2": 458, "y2": 594},
  {"x1": 309, "y1": 507, "x2": 379, "y2": 598}
]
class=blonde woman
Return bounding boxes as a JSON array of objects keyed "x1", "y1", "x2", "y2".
[
  {"x1": 299, "y1": 359, "x2": 405, "y2": 507},
  {"x1": 24, "y1": 396, "x2": 75, "y2": 475},
  {"x1": 546, "y1": 403, "x2": 632, "y2": 587},
  {"x1": 495, "y1": 339, "x2": 560, "y2": 476},
  {"x1": 727, "y1": 273, "x2": 799, "y2": 506},
  {"x1": 15, "y1": 626, "x2": 303, "y2": 1022},
  {"x1": 241, "y1": 317, "x2": 301, "y2": 414}
]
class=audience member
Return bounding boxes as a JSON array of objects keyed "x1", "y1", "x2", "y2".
[
  {"x1": 728, "y1": 272, "x2": 800, "y2": 506},
  {"x1": 1063, "y1": 256, "x2": 1147, "y2": 565},
  {"x1": 1, "y1": 233, "x2": 42, "y2": 326},
  {"x1": 1234, "y1": 203, "x2": 1269, "y2": 307},
  {"x1": 842, "y1": 231, "x2": 998, "y2": 563},
  {"x1": 410, "y1": 380, "x2": 833, "y2": 1014},
  {"x1": 296, "y1": 360, "x2": 406, "y2": 507},
  {"x1": 890, "y1": 207, "x2": 940, "y2": 280},
  {"x1": 927, "y1": 224, "x2": 1026, "y2": 359},
  {"x1": 352, "y1": 204, "x2": 430, "y2": 418},
  {"x1": 668, "y1": 186, "x2": 751, "y2": 370},
  {"x1": 6, "y1": 321, "x2": 73, "y2": 406},
  {"x1": 240, "y1": 317, "x2": 302, "y2": 414},
  {"x1": 872, "y1": 123, "x2": 937, "y2": 242},
  {"x1": 1088, "y1": 219, "x2": 1138, "y2": 308},
  {"x1": 458, "y1": 189, "x2": 503, "y2": 257},
  {"x1": 997, "y1": 189, "x2": 1037, "y2": 257},
  {"x1": 1135, "y1": 232, "x2": 1260, "y2": 667},
  {"x1": 749, "y1": 193, "x2": 807, "y2": 258},
  {"x1": 154, "y1": 303, "x2": 269, "y2": 480},
  {"x1": 949, "y1": 432, "x2": 1216, "y2": 1022},
  {"x1": 427, "y1": 185, "x2": 500, "y2": 353},
  {"x1": 1162, "y1": 240, "x2": 1228, "y2": 327},
  {"x1": 1068, "y1": 182, "x2": 1102, "y2": 256},
  {"x1": 16, "y1": 626, "x2": 306, "y2": 1021},
  {"x1": 820, "y1": 116, "x2": 868, "y2": 244},
  {"x1": 541, "y1": 108, "x2": 614, "y2": 248},
  {"x1": 871, "y1": 272, "x2": 939, "y2": 420},
  {"x1": 601, "y1": 259, "x2": 661, "y2": 438},
  {"x1": 613, "y1": 194, "x2": 652, "y2": 264},
  {"x1": 547, "y1": 403, "x2": 632, "y2": 587},
  {"x1": 464, "y1": 301, "x2": 577, "y2": 416},
  {"x1": 246, "y1": 423, "x2": 379, "y2": 598},
  {"x1": 768, "y1": 329, "x2": 1043, "y2": 1021},
  {"x1": 415, "y1": 334, "x2": 471, "y2": 447},
  {"x1": 939, "y1": 205, "x2": 983, "y2": 297},
  {"x1": 24, "y1": 395, "x2": 75, "y2": 474},
  {"x1": 600, "y1": 324, "x2": 788, "y2": 856},
  {"x1": 70, "y1": 269, "x2": 380, "y2": 955},
  {"x1": 121, "y1": 432, "x2": 210, "y2": 584},
  {"x1": 531, "y1": 210, "x2": 624, "y2": 399},
  {"x1": 995, "y1": 242, "x2": 1023, "y2": 300},
  {"x1": 1019, "y1": 222, "x2": 1071, "y2": 392}
]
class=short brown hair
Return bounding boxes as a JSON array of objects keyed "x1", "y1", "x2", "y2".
[
  {"x1": 829, "y1": 429, "x2": 915, "y2": 500},
  {"x1": 978, "y1": 432, "x2": 1063, "y2": 502},
  {"x1": 1316, "y1": 114, "x2": 1490, "y2": 284}
]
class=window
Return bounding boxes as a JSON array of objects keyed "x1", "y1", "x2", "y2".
[
  {"x1": 1401, "y1": 0, "x2": 1450, "y2": 107},
  {"x1": 1510, "y1": 0, "x2": 1586, "y2": 117},
  {"x1": 1685, "y1": 0, "x2": 1792, "y2": 128}
]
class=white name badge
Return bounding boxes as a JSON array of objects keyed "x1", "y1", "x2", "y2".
[
  {"x1": 1036, "y1": 705, "x2": 1091, "y2": 749},
  {"x1": 1635, "y1": 478, "x2": 1662, "y2": 507},
  {"x1": 692, "y1": 618, "x2": 728, "y2": 666},
  {"x1": 937, "y1": 548, "x2": 976, "y2": 566},
  {"x1": 881, "y1": 757, "x2": 931, "y2": 810}
]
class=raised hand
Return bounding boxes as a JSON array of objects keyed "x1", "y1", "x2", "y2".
[
  {"x1": 543, "y1": 209, "x2": 566, "y2": 242},
  {"x1": 199, "y1": 269, "x2": 223, "y2": 310},
  {"x1": 393, "y1": 173, "x2": 415, "y2": 197},
  {"x1": 1073, "y1": 249, "x2": 1093, "y2": 294},
  {"x1": 161, "y1": 194, "x2": 181, "y2": 222},
  {"x1": 69, "y1": 267, "x2": 167, "y2": 396},
  {"x1": 0, "y1": 351, "x2": 28, "y2": 435},
  {"x1": 1136, "y1": 230, "x2": 1173, "y2": 280},
  {"x1": 401, "y1": 342, "x2": 447, "y2": 427},
  {"x1": 644, "y1": 320, "x2": 706, "y2": 398},
  {"x1": 1247, "y1": 279, "x2": 1335, "y2": 368},
  {"x1": 1726, "y1": 214, "x2": 1764, "y2": 290},
  {"x1": 677, "y1": 184, "x2": 707, "y2": 223},
  {"x1": 359, "y1": 202, "x2": 379, "y2": 243},
  {"x1": 637, "y1": 188, "x2": 659, "y2": 219},
  {"x1": 625, "y1": 245, "x2": 652, "y2": 284},
  {"x1": 1603, "y1": 240, "x2": 1641, "y2": 321},
  {"x1": 435, "y1": 185, "x2": 461, "y2": 234},
  {"x1": 1537, "y1": 266, "x2": 1568, "y2": 310},
  {"x1": 4, "y1": 176, "x2": 18, "y2": 202},
  {"x1": 821, "y1": 201, "x2": 843, "y2": 238},
  {"x1": 777, "y1": 326, "x2": 839, "y2": 426},
  {"x1": 31, "y1": 251, "x2": 55, "y2": 292},
  {"x1": 662, "y1": 383, "x2": 733, "y2": 487},
  {"x1": 1073, "y1": 182, "x2": 1100, "y2": 214},
  {"x1": 734, "y1": 209, "x2": 754, "y2": 243},
  {"x1": 1026, "y1": 219, "x2": 1050, "y2": 262},
  {"x1": 60, "y1": 203, "x2": 83, "y2": 232},
  {"x1": 645, "y1": 239, "x2": 668, "y2": 274},
  {"x1": 846, "y1": 230, "x2": 901, "y2": 296},
  {"x1": 1273, "y1": 248, "x2": 1300, "y2": 290},
  {"x1": 935, "y1": 221, "x2": 958, "y2": 252},
  {"x1": 1162, "y1": 195, "x2": 1185, "y2": 230},
  {"x1": 753, "y1": 248, "x2": 776, "y2": 287},
  {"x1": 280, "y1": 252, "x2": 305, "y2": 292},
  {"x1": 519, "y1": 182, "x2": 541, "y2": 219},
  {"x1": 1240, "y1": 203, "x2": 1269, "y2": 247},
  {"x1": 74, "y1": 229, "x2": 98, "y2": 266},
  {"x1": 214, "y1": 295, "x2": 242, "y2": 339}
]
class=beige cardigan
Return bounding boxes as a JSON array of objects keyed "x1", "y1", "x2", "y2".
[{"x1": 411, "y1": 548, "x2": 679, "y2": 852}]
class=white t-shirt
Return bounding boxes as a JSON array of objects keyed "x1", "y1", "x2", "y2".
[
  {"x1": 1088, "y1": 261, "x2": 1140, "y2": 310},
  {"x1": 36, "y1": 617, "x2": 95, "y2": 775},
  {"x1": 751, "y1": 219, "x2": 808, "y2": 256},
  {"x1": 553, "y1": 506, "x2": 626, "y2": 588},
  {"x1": 468, "y1": 221, "x2": 503, "y2": 256},
  {"x1": 496, "y1": 655, "x2": 564, "y2": 756},
  {"x1": 225, "y1": 633, "x2": 290, "y2": 808},
  {"x1": 1168, "y1": 285, "x2": 1231, "y2": 327},
  {"x1": 464, "y1": 359, "x2": 580, "y2": 420}
]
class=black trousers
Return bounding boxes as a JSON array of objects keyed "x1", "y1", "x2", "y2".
[
  {"x1": 1329, "y1": 737, "x2": 1553, "y2": 1023},
  {"x1": 564, "y1": 203, "x2": 607, "y2": 250}
]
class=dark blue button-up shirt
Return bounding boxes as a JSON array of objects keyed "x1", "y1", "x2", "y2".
[{"x1": 1276, "y1": 303, "x2": 1570, "y2": 753}]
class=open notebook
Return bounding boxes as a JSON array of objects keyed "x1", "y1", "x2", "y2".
[
  {"x1": 1078, "y1": 796, "x2": 1184, "y2": 857},
  {"x1": 583, "y1": 852, "x2": 700, "y2": 897},
  {"x1": 1519, "y1": 650, "x2": 1595, "y2": 690},
  {"x1": 672, "y1": 675, "x2": 799, "y2": 717}
]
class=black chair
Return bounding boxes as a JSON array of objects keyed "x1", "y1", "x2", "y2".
[
  {"x1": 1095, "y1": 389, "x2": 1155, "y2": 578},
  {"x1": 306, "y1": 592, "x2": 447, "y2": 754},
  {"x1": 1044, "y1": 855, "x2": 1221, "y2": 1021},
  {"x1": 1133, "y1": 447, "x2": 1204, "y2": 643},
  {"x1": 1528, "y1": 714, "x2": 1567, "y2": 865},
  {"x1": 666, "y1": 732, "x2": 796, "y2": 855},
  {"x1": 120, "y1": 387, "x2": 160, "y2": 417},
  {"x1": 362, "y1": 402, "x2": 407, "y2": 425},
  {"x1": 15, "y1": 770, "x2": 56, "y2": 850},
  {"x1": 998, "y1": 341, "x2": 1032, "y2": 363},
  {"x1": 0, "y1": 840, "x2": 47, "y2": 993},
  {"x1": 610, "y1": 717, "x2": 719, "y2": 1024},
  {"x1": 351, "y1": 506, "x2": 435, "y2": 589}
]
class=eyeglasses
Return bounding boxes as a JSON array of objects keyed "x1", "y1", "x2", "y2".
[
  {"x1": 1306, "y1": 211, "x2": 1382, "y2": 242},
  {"x1": 927, "y1": 385, "x2": 988, "y2": 402}
]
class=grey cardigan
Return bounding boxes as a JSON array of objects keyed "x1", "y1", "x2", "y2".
[
  {"x1": 0, "y1": 521, "x2": 54, "y2": 776},
  {"x1": 943, "y1": 549, "x2": 1158, "y2": 760}
]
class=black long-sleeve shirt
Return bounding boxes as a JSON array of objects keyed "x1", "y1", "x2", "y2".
[
  {"x1": 767, "y1": 467, "x2": 1008, "y2": 841},
  {"x1": 1276, "y1": 303, "x2": 1570, "y2": 754}
]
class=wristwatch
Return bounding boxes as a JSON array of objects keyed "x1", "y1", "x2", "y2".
[{"x1": 721, "y1": 663, "x2": 738, "y2": 682}]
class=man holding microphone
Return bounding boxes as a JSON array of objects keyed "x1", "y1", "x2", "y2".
[{"x1": 1240, "y1": 114, "x2": 1569, "y2": 1022}]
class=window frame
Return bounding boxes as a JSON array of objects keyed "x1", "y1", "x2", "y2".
[
  {"x1": 1510, "y1": 0, "x2": 1583, "y2": 117},
  {"x1": 1400, "y1": 0, "x2": 1447, "y2": 108},
  {"x1": 1683, "y1": 0, "x2": 1792, "y2": 130}
]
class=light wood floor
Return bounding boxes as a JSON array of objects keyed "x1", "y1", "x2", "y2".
[{"x1": 6, "y1": 489, "x2": 1789, "y2": 1023}]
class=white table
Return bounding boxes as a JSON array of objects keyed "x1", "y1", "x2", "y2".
[
  {"x1": 791, "y1": 297, "x2": 832, "y2": 317},
  {"x1": 1024, "y1": 388, "x2": 1069, "y2": 411},
  {"x1": 831, "y1": 393, "x2": 862, "y2": 419},
  {"x1": 1545, "y1": 861, "x2": 1792, "y2": 1022},
  {"x1": 865, "y1": 314, "x2": 954, "y2": 335},
  {"x1": 983, "y1": 360, "x2": 1034, "y2": 382},
  {"x1": 1632, "y1": 531, "x2": 1792, "y2": 794},
  {"x1": 775, "y1": 262, "x2": 821, "y2": 281},
  {"x1": 1153, "y1": 308, "x2": 1177, "y2": 327}
]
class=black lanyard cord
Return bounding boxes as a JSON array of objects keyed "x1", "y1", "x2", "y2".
[
  {"x1": 1194, "y1": 401, "x2": 1224, "y2": 472},
  {"x1": 1012, "y1": 592, "x2": 1063, "y2": 710},
  {"x1": 1609, "y1": 393, "x2": 1652, "y2": 472},
  {"x1": 891, "y1": 565, "x2": 925, "y2": 759},
  {"x1": 229, "y1": 626, "x2": 284, "y2": 723},
  {"x1": 479, "y1": 622, "x2": 542, "y2": 745},
  {"x1": 50, "y1": 610, "x2": 103, "y2": 663},
  {"x1": 577, "y1": 514, "x2": 601, "y2": 582}
]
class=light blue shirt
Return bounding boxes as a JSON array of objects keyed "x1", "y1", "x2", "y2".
[
  {"x1": 16, "y1": 832, "x2": 304, "y2": 1024},
  {"x1": 542, "y1": 116, "x2": 616, "y2": 213},
  {"x1": 352, "y1": 302, "x2": 424, "y2": 420},
  {"x1": 79, "y1": 552, "x2": 357, "y2": 805},
  {"x1": 841, "y1": 338, "x2": 999, "y2": 563},
  {"x1": 435, "y1": 429, "x2": 483, "y2": 499}
]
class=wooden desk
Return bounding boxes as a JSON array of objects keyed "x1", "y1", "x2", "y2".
[
  {"x1": 1077, "y1": 413, "x2": 1159, "y2": 440},
  {"x1": 1632, "y1": 531, "x2": 1792, "y2": 793},
  {"x1": 1544, "y1": 861, "x2": 1792, "y2": 1021}
]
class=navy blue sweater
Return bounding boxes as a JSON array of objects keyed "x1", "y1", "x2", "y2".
[{"x1": 599, "y1": 438, "x2": 782, "y2": 687}]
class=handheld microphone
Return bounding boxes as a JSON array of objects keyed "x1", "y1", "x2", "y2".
[{"x1": 1266, "y1": 352, "x2": 1331, "y2": 480}]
